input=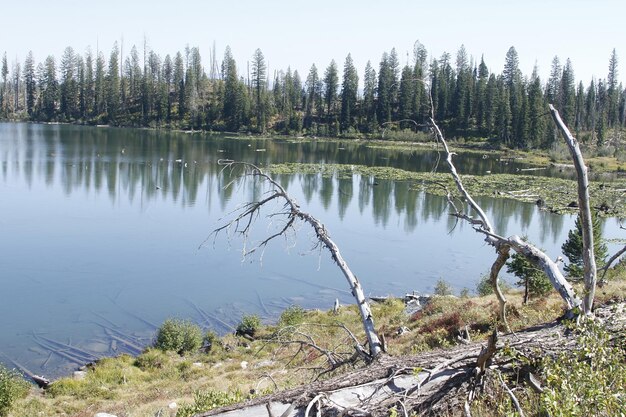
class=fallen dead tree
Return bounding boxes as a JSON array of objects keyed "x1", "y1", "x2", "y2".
[
  {"x1": 211, "y1": 160, "x2": 383, "y2": 359},
  {"x1": 194, "y1": 301, "x2": 625, "y2": 417}
]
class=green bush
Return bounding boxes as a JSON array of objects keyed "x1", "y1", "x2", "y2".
[
  {"x1": 278, "y1": 305, "x2": 306, "y2": 328},
  {"x1": 434, "y1": 279, "x2": 453, "y2": 296},
  {"x1": 203, "y1": 330, "x2": 220, "y2": 352},
  {"x1": 236, "y1": 314, "x2": 261, "y2": 338},
  {"x1": 541, "y1": 320, "x2": 626, "y2": 416},
  {"x1": 476, "y1": 273, "x2": 511, "y2": 296},
  {"x1": 154, "y1": 319, "x2": 203, "y2": 355},
  {"x1": 0, "y1": 365, "x2": 29, "y2": 416},
  {"x1": 134, "y1": 348, "x2": 168, "y2": 370},
  {"x1": 176, "y1": 389, "x2": 246, "y2": 417}
]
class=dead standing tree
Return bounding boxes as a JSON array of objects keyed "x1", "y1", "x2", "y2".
[
  {"x1": 212, "y1": 160, "x2": 383, "y2": 359},
  {"x1": 549, "y1": 104, "x2": 597, "y2": 314},
  {"x1": 428, "y1": 118, "x2": 583, "y2": 321}
]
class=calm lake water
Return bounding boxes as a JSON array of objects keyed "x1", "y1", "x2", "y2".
[{"x1": 0, "y1": 122, "x2": 622, "y2": 378}]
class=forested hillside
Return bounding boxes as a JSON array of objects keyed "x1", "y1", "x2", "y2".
[{"x1": 0, "y1": 42, "x2": 624, "y2": 150}]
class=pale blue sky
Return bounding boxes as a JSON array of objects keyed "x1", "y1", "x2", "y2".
[{"x1": 2, "y1": 0, "x2": 625, "y2": 86}]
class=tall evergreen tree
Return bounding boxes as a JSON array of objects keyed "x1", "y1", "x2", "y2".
[
  {"x1": 173, "y1": 52, "x2": 185, "y2": 120},
  {"x1": 251, "y1": 48, "x2": 267, "y2": 132},
  {"x1": 323, "y1": 60, "x2": 338, "y2": 128},
  {"x1": 527, "y1": 66, "x2": 546, "y2": 148},
  {"x1": 304, "y1": 63, "x2": 321, "y2": 131},
  {"x1": 23, "y1": 51, "x2": 36, "y2": 117},
  {"x1": 222, "y1": 46, "x2": 244, "y2": 131},
  {"x1": 84, "y1": 49, "x2": 95, "y2": 119},
  {"x1": 60, "y1": 46, "x2": 78, "y2": 120},
  {"x1": 94, "y1": 52, "x2": 106, "y2": 118},
  {"x1": 607, "y1": 49, "x2": 619, "y2": 127},
  {"x1": 106, "y1": 43, "x2": 121, "y2": 123},
  {"x1": 475, "y1": 56, "x2": 489, "y2": 132},
  {"x1": 398, "y1": 65, "x2": 415, "y2": 128},
  {"x1": 40, "y1": 55, "x2": 58, "y2": 120},
  {"x1": 377, "y1": 52, "x2": 393, "y2": 124},
  {"x1": 0, "y1": 53, "x2": 7, "y2": 115},
  {"x1": 340, "y1": 54, "x2": 358, "y2": 133},
  {"x1": 362, "y1": 61, "x2": 377, "y2": 132},
  {"x1": 560, "y1": 58, "x2": 576, "y2": 126}
]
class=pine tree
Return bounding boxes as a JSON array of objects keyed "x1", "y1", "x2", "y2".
[
  {"x1": 60, "y1": 46, "x2": 78, "y2": 121},
  {"x1": 607, "y1": 49, "x2": 619, "y2": 127},
  {"x1": 251, "y1": 48, "x2": 267, "y2": 132},
  {"x1": 0, "y1": 53, "x2": 7, "y2": 116},
  {"x1": 40, "y1": 55, "x2": 58, "y2": 120},
  {"x1": 362, "y1": 61, "x2": 377, "y2": 132},
  {"x1": 304, "y1": 64, "x2": 321, "y2": 131},
  {"x1": 377, "y1": 52, "x2": 393, "y2": 124},
  {"x1": 561, "y1": 212, "x2": 608, "y2": 278},
  {"x1": 507, "y1": 238, "x2": 553, "y2": 303},
  {"x1": 527, "y1": 66, "x2": 546, "y2": 148},
  {"x1": 23, "y1": 51, "x2": 36, "y2": 117},
  {"x1": 340, "y1": 54, "x2": 358, "y2": 133},
  {"x1": 560, "y1": 58, "x2": 576, "y2": 126},
  {"x1": 398, "y1": 65, "x2": 415, "y2": 127},
  {"x1": 106, "y1": 43, "x2": 121, "y2": 123},
  {"x1": 323, "y1": 60, "x2": 338, "y2": 128}
]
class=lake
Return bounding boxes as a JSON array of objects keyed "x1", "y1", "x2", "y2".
[{"x1": 0, "y1": 122, "x2": 622, "y2": 378}]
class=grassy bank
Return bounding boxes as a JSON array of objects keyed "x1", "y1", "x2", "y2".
[{"x1": 4, "y1": 267, "x2": 625, "y2": 416}]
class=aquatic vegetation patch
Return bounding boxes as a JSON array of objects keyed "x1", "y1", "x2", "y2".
[{"x1": 268, "y1": 163, "x2": 626, "y2": 217}]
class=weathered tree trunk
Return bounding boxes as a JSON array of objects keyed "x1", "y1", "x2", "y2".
[
  {"x1": 213, "y1": 161, "x2": 382, "y2": 358},
  {"x1": 549, "y1": 104, "x2": 597, "y2": 314},
  {"x1": 490, "y1": 246, "x2": 510, "y2": 331},
  {"x1": 429, "y1": 117, "x2": 582, "y2": 316}
]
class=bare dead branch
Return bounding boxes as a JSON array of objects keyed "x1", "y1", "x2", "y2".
[
  {"x1": 211, "y1": 160, "x2": 383, "y2": 357},
  {"x1": 496, "y1": 371, "x2": 526, "y2": 417},
  {"x1": 599, "y1": 244, "x2": 626, "y2": 281}
]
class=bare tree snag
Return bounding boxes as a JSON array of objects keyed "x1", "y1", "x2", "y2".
[
  {"x1": 599, "y1": 244, "x2": 626, "y2": 282},
  {"x1": 429, "y1": 118, "x2": 582, "y2": 317},
  {"x1": 212, "y1": 160, "x2": 383, "y2": 358},
  {"x1": 549, "y1": 104, "x2": 597, "y2": 314},
  {"x1": 431, "y1": 119, "x2": 511, "y2": 327}
]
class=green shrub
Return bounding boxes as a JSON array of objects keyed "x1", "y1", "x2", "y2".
[
  {"x1": 476, "y1": 273, "x2": 511, "y2": 296},
  {"x1": 154, "y1": 319, "x2": 203, "y2": 355},
  {"x1": 236, "y1": 314, "x2": 261, "y2": 338},
  {"x1": 0, "y1": 365, "x2": 29, "y2": 416},
  {"x1": 203, "y1": 330, "x2": 220, "y2": 352},
  {"x1": 176, "y1": 389, "x2": 246, "y2": 417},
  {"x1": 278, "y1": 305, "x2": 306, "y2": 328},
  {"x1": 434, "y1": 279, "x2": 452, "y2": 296},
  {"x1": 134, "y1": 348, "x2": 168, "y2": 370},
  {"x1": 541, "y1": 320, "x2": 626, "y2": 416}
]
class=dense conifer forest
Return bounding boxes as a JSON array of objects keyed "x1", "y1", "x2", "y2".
[{"x1": 0, "y1": 42, "x2": 624, "y2": 150}]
